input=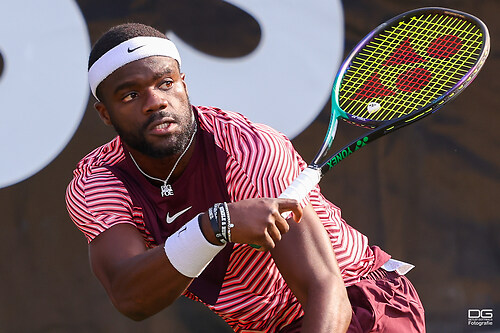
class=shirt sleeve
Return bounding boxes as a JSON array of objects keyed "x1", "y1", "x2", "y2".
[
  {"x1": 211, "y1": 110, "x2": 310, "y2": 205},
  {"x1": 65, "y1": 165, "x2": 139, "y2": 243}
]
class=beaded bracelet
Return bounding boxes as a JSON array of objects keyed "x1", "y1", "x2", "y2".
[
  {"x1": 220, "y1": 202, "x2": 234, "y2": 243},
  {"x1": 208, "y1": 203, "x2": 226, "y2": 244},
  {"x1": 209, "y1": 202, "x2": 234, "y2": 244}
]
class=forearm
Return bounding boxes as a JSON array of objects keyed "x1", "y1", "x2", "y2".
[
  {"x1": 89, "y1": 224, "x2": 198, "y2": 321},
  {"x1": 271, "y1": 203, "x2": 352, "y2": 333},
  {"x1": 90, "y1": 198, "x2": 301, "y2": 321},
  {"x1": 102, "y1": 245, "x2": 193, "y2": 320}
]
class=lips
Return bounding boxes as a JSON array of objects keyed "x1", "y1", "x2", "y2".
[
  {"x1": 148, "y1": 117, "x2": 177, "y2": 135},
  {"x1": 154, "y1": 122, "x2": 171, "y2": 130}
]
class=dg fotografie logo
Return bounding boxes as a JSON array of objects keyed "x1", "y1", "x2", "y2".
[{"x1": 468, "y1": 309, "x2": 493, "y2": 327}]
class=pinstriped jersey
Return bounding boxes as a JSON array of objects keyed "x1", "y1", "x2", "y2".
[{"x1": 65, "y1": 106, "x2": 380, "y2": 332}]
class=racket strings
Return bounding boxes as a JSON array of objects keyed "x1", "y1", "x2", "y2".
[
  {"x1": 338, "y1": 12, "x2": 484, "y2": 122},
  {"x1": 394, "y1": 15, "x2": 468, "y2": 113},
  {"x1": 350, "y1": 16, "x2": 481, "y2": 119},
  {"x1": 345, "y1": 16, "x2": 475, "y2": 118},
  {"x1": 348, "y1": 15, "x2": 476, "y2": 112}
]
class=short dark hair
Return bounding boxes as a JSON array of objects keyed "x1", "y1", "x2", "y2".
[{"x1": 88, "y1": 23, "x2": 167, "y2": 70}]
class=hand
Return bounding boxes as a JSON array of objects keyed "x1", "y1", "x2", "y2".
[{"x1": 227, "y1": 198, "x2": 302, "y2": 251}]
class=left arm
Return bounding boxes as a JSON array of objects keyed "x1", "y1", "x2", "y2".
[
  {"x1": 213, "y1": 115, "x2": 351, "y2": 330},
  {"x1": 270, "y1": 203, "x2": 352, "y2": 333}
]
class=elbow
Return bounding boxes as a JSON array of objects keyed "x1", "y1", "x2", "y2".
[
  {"x1": 339, "y1": 295, "x2": 353, "y2": 328},
  {"x1": 323, "y1": 279, "x2": 354, "y2": 330},
  {"x1": 120, "y1": 306, "x2": 152, "y2": 322},
  {"x1": 122, "y1": 310, "x2": 149, "y2": 322},
  {"x1": 110, "y1": 292, "x2": 177, "y2": 321},
  {"x1": 314, "y1": 272, "x2": 352, "y2": 315},
  {"x1": 298, "y1": 275, "x2": 353, "y2": 332},
  {"x1": 322, "y1": 275, "x2": 352, "y2": 329},
  {"x1": 112, "y1": 298, "x2": 153, "y2": 321}
]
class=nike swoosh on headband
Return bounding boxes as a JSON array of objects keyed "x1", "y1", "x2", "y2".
[
  {"x1": 166, "y1": 206, "x2": 192, "y2": 224},
  {"x1": 127, "y1": 45, "x2": 145, "y2": 53}
]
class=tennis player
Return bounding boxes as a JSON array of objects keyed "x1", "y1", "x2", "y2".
[{"x1": 66, "y1": 23, "x2": 425, "y2": 332}]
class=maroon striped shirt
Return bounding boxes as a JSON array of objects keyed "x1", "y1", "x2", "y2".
[{"x1": 66, "y1": 106, "x2": 381, "y2": 332}]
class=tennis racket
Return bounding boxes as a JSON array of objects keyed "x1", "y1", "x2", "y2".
[{"x1": 279, "y1": 7, "x2": 490, "y2": 202}]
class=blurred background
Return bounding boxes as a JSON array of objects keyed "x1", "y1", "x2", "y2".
[{"x1": 0, "y1": 0, "x2": 498, "y2": 332}]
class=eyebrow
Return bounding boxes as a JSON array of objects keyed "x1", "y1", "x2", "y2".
[
  {"x1": 113, "y1": 81, "x2": 139, "y2": 96},
  {"x1": 152, "y1": 67, "x2": 173, "y2": 81}
]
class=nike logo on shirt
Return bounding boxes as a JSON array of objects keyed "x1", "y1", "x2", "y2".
[{"x1": 166, "y1": 206, "x2": 192, "y2": 224}]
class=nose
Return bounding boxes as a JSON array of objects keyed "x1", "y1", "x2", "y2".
[{"x1": 143, "y1": 88, "x2": 167, "y2": 114}]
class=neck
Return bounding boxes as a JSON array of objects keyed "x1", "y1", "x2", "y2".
[{"x1": 130, "y1": 150, "x2": 189, "y2": 181}]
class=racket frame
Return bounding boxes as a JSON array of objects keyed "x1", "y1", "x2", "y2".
[
  {"x1": 280, "y1": 7, "x2": 490, "y2": 201},
  {"x1": 334, "y1": 7, "x2": 490, "y2": 129}
]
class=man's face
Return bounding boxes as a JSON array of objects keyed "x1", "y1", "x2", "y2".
[{"x1": 95, "y1": 56, "x2": 194, "y2": 158}]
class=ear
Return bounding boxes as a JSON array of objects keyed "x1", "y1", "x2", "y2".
[
  {"x1": 180, "y1": 73, "x2": 189, "y2": 95},
  {"x1": 94, "y1": 102, "x2": 113, "y2": 126}
]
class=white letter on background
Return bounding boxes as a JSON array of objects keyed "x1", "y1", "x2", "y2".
[
  {"x1": 0, "y1": 0, "x2": 89, "y2": 188},
  {"x1": 170, "y1": 0, "x2": 344, "y2": 138}
]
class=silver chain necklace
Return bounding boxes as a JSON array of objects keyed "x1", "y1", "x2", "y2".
[{"x1": 129, "y1": 123, "x2": 197, "y2": 197}]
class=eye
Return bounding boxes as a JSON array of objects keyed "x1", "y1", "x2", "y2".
[
  {"x1": 159, "y1": 80, "x2": 174, "y2": 90},
  {"x1": 122, "y1": 91, "x2": 138, "y2": 103}
]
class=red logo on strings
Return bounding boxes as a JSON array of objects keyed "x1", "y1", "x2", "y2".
[
  {"x1": 396, "y1": 67, "x2": 432, "y2": 92},
  {"x1": 351, "y1": 35, "x2": 462, "y2": 100},
  {"x1": 352, "y1": 73, "x2": 395, "y2": 100},
  {"x1": 427, "y1": 35, "x2": 462, "y2": 59},
  {"x1": 382, "y1": 38, "x2": 428, "y2": 66}
]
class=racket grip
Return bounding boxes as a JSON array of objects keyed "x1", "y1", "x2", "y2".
[{"x1": 279, "y1": 167, "x2": 322, "y2": 201}]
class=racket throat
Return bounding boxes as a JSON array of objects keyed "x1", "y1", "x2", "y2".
[{"x1": 313, "y1": 118, "x2": 339, "y2": 163}]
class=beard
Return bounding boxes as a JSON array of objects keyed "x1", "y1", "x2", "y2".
[{"x1": 113, "y1": 101, "x2": 196, "y2": 159}]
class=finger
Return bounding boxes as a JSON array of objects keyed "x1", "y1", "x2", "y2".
[
  {"x1": 255, "y1": 231, "x2": 275, "y2": 251},
  {"x1": 277, "y1": 198, "x2": 303, "y2": 223},
  {"x1": 291, "y1": 204, "x2": 303, "y2": 223},
  {"x1": 276, "y1": 198, "x2": 299, "y2": 211},
  {"x1": 267, "y1": 222, "x2": 283, "y2": 244},
  {"x1": 272, "y1": 210, "x2": 290, "y2": 235}
]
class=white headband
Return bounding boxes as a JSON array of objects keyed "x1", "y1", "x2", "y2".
[{"x1": 88, "y1": 36, "x2": 182, "y2": 100}]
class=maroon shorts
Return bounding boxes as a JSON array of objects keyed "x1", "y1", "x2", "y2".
[
  {"x1": 280, "y1": 269, "x2": 425, "y2": 333},
  {"x1": 347, "y1": 269, "x2": 425, "y2": 332}
]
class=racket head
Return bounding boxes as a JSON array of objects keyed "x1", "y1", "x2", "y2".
[{"x1": 331, "y1": 7, "x2": 490, "y2": 129}]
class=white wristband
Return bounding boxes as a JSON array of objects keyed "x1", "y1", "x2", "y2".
[{"x1": 164, "y1": 214, "x2": 225, "y2": 278}]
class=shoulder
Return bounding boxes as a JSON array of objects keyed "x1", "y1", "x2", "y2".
[
  {"x1": 67, "y1": 136, "x2": 128, "y2": 202},
  {"x1": 73, "y1": 136, "x2": 125, "y2": 174},
  {"x1": 196, "y1": 106, "x2": 307, "y2": 200},
  {"x1": 195, "y1": 105, "x2": 293, "y2": 155},
  {"x1": 66, "y1": 137, "x2": 136, "y2": 242}
]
